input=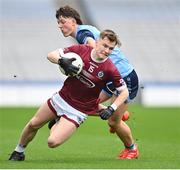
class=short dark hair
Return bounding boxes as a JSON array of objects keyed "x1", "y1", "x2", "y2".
[
  {"x1": 56, "y1": 5, "x2": 83, "y2": 25},
  {"x1": 100, "y1": 29, "x2": 121, "y2": 46}
]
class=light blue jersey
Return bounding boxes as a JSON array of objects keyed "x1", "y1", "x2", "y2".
[{"x1": 75, "y1": 25, "x2": 134, "y2": 78}]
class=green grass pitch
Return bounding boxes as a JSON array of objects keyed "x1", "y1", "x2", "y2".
[{"x1": 0, "y1": 105, "x2": 180, "y2": 169}]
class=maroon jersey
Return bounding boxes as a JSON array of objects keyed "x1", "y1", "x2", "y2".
[{"x1": 59, "y1": 44, "x2": 125, "y2": 115}]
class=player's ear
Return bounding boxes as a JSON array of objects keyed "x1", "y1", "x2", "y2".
[
  {"x1": 71, "y1": 18, "x2": 77, "y2": 25},
  {"x1": 96, "y1": 39, "x2": 100, "y2": 46}
]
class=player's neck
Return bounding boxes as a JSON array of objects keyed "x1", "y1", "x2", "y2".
[{"x1": 71, "y1": 25, "x2": 78, "y2": 38}]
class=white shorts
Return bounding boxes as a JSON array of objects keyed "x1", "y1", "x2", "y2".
[{"x1": 47, "y1": 92, "x2": 88, "y2": 127}]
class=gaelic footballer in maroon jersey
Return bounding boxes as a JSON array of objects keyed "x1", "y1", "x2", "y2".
[
  {"x1": 8, "y1": 29, "x2": 131, "y2": 161},
  {"x1": 60, "y1": 44, "x2": 126, "y2": 115}
]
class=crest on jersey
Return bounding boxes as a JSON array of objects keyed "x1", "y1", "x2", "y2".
[{"x1": 97, "y1": 71, "x2": 104, "y2": 78}]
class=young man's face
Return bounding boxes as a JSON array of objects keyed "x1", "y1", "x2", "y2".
[
  {"x1": 57, "y1": 16, "x2": 76, "y2": 37},
  {"x1": 95, "y1": 37, "x2": 116, "y2": 60}
]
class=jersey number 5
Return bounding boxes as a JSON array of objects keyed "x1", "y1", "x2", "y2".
[{"x1": 88, "y1": 65, "x2": 95, "y2": 73}]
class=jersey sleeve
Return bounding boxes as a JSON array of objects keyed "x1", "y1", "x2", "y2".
[
  {"x1": 76, "y1": 29, "x2": 95, "y2": 44},
  {"x1": 63, "y1": 45, "x2": 81, "y2": 54},
  {"x1": 63, "y1": 44, "x2": 91, "y2": 60}
]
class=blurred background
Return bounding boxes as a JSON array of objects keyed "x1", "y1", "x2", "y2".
[{"x1": 0, "y1": 0, "x2": 180, "y2": 107}]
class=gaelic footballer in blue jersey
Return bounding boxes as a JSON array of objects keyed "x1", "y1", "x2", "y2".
[{"x1": 56, "y1": 5, "x2": 138, "y2": 102}]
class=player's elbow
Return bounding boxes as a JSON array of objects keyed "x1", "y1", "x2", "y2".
[
  {"x1": 47, "y1": 52, "x2": 53, "y2": 61},
  {"x1": 124, "y1": 88, "x2": 129, "y2": 100},
  {"x1": 47, "y1": 51, "x2": 59, "y2": 64},
  {"x1": 120, "y1": 87, "x2": 129, "y2": 101},
  {"x1": 124, "y1": 87, "x2": 129, "y2": 99}
]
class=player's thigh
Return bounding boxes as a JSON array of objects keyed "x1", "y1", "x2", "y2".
[
  {"x1": 99, "y1": 91, "x2": 111, "y2": 103},
  {"x1": 49, "y1": 116, "x2": 77, "y2": 145},
  {"x1": 30, "y1": 102, "x2": 56, "y2": 128}
]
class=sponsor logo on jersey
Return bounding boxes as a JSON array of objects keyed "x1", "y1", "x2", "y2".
[{"x1": 76, "y1": 75, "x2": 95, "y2": 88}]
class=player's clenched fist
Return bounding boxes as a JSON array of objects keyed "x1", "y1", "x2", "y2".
[
  {"x1": 98, "y1": 106, "x2": 115, "y2": 120},
  {"x1": 58, "y1": 57, "x2": 79, "y2": 76}
]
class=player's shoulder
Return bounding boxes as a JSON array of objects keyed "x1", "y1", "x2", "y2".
[
  {"x1": 76, "y1": 25, "x2": 100, "y2": 44},
  {"x1": 79, "y1": 44, "x2": 93, "y2": 51},
  {"x1": 68, "y1": 44, "x2": 92, "y2": 52},
  {"x1": 77, "y1": 25, "x2": 100, "y2": 37},
  {"x1": 78, "y1": 25, "x2": 99, "y2": 32},
  {"x1": 106, "y1": 58, "x2": 118, "y2": 71}
]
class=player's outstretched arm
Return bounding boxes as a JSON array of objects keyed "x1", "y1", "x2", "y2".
[{"x1": 98, "y1": 87, "x2": 129, "y2": 120}]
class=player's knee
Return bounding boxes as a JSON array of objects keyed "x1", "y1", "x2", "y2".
[
  {"x1": 27, "y1": 120, "x2": 38, "y2": 130},
  {"x1": 47, "y1": 137, "x2": 60, "y2": 148},
  {"x1": 108, "y1": 119, "x2": 122, "y2": 129},
  {"x1": 108, "y1": 120, "x2": 116, "y2": 128}
]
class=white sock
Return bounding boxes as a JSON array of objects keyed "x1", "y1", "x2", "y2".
[
  {"x1": 131, "y1": 143, "x2": 137, "y2": 150},
  {"x1": 15, "y1": 144, "x2": 25, "y2": 153},
  {"x1": 125, "y1": 143, "x2": 137, "y2": 150}
]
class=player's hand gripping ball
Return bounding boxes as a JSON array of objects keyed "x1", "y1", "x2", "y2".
[{"x1": 59, "y1": 52, "x2": 84, "y2": 76}]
